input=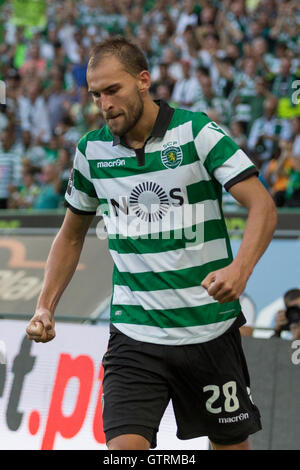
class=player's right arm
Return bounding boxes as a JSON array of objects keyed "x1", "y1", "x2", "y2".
[{"x1": 26, "y1": 208, "x2": 94, "y2": 343}]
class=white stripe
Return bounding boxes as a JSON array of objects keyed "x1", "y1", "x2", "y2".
[
  {"x1": 213, "y1": 149, "x2": 254, "y2": 186},
  {"x1": 104, "y1": 198, "x2": 220, "y2": 237},
  {"x1": 146, "y1": 121, "x2": 193, "y2": 153},
  {"x1": 65, "y1": 188, "x2": 99, "y2": 212},
  {"x1": 112, "y1": 284, "x2": 217, "y2": 310},
  {"x1": 74, "y1": 148, "x2": 93, "y2": 180},
  {"x1": 194, "y1": 121, "x2": 225, "y2": 164},
  {"x1": 111, "y1": 238, "x2": 228, "y2": 273},
  {"x1": 92, "y1": 160, "x2": 211, "y2": 197},
  {"x1": 113, "y1": 318, "x2": 236, "y2": 345},
  {"x1": 86, "y1": 140, "x2": 135, "y2": 159}
]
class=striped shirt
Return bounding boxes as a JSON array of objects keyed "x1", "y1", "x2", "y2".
[
  {"x1": 65, "y1": 100, "x2": 258, "y2": 345},
  {"x1": 0, "y1": 149, "x2": 19, "y2": 199}
]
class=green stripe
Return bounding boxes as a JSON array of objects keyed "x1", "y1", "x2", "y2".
[
  {"x1": 186, "y1": 180, "x2": 218, "y2": 204},
  {"x1": 73, "y1": 168, "x2": 97, "y2": 198},
  {"x1": 191, "y1": 111, "x2": 212, "y2": 138},
  {"x1": 78, "y1": 127, "x2": 113, "y2": 156},
  {"x1": 167, "y1": 108, "x2": 194, "y2": 130},
  {"x1": 204, "y1": 136, "x2": 239, "y2": 175},
  {"x1": 111, "y1": 301, "x2": 240, "y2": 328},
  {"x1": 113, "y1": 257, "x2": 231, "y2": 291},
  {"x1": 169, "y1": 109, "x2": 211, "y2": 136},
  {"x1": 88, "y1": 141, "x2": 198, "y2": 179},
  {"x1": 108, "y1": 219, "x2": 229, "y2": 254},
  {"x1": 77, "y1": 135, "x2": 88, "y2": 156}
]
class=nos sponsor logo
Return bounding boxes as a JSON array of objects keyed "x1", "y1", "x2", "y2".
[{"x1": 109, "y1": 184, "x2": 184, "y2": 219}]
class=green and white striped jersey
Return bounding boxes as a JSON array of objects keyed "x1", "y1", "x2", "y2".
[{"x1": 65, "y1": 100, "x2": 258, "y2": 345}]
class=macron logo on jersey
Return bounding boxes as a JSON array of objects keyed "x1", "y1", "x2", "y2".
[{"x1": 97, "y1": 159, "x2": 126, "y2": 168}]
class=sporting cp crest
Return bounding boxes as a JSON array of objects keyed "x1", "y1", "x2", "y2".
[{"x1": 161, "y1": 143, "x2": 183, "y2": 169}]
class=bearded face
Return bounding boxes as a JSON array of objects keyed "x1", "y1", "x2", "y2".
[{"x1": 87, "y1": 55, "x2": 145, "y2": 137}]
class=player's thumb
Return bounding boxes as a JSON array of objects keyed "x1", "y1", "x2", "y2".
[{"x1": 201, "y1": 272, "x2": 216, "y2": 290}]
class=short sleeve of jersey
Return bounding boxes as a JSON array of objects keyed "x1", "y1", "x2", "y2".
[
  {"x1": 193, "y1": 114, "x2": 258, "y2": 191},
  {"x1": 65, "y1": 146, "x2": 99, "y2": 214}
]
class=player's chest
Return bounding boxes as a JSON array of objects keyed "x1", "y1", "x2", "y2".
[{"x1": 87, "y1": 139, "x2": 210, "y2": 204}]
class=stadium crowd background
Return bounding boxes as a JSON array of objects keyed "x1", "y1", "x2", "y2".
[{"x1": 0, "y1": 0, "x2": 300, "y2": 211}]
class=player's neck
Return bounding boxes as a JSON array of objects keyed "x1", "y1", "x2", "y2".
[{"x1": 124, "y1": 99, "x2": 159, "y2": 149}]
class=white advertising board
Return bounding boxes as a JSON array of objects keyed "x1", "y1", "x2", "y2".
[{"x1": 0, "y1": 320, "x2": 209, "y2": 450}]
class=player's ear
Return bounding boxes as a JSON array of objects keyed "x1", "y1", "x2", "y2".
[{"x1": 137, "y1": 70, "x2": 151, "y2": 94}]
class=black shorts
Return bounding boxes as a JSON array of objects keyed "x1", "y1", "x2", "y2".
[{"x1": 101, "y1": 324, "x2": 262, "y2": 448}]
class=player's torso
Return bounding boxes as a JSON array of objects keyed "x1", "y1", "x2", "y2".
[{"x1": 83, "y1": 120, "x2": 240, "y2": 345}]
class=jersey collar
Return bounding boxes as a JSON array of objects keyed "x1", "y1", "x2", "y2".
[{"x1": 112, "y1": 100, "x2": 175, "y2": 147}]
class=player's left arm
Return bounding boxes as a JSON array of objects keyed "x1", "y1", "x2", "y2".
[{"x1": 201, "y1": 175, "x2": 277, "y2": 303}]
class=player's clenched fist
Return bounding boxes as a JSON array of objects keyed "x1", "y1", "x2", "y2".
[
  {"x1": 201, "y1": 264, "x2": 248, "y2": 304},
  {"x1": 26, "y1": 308, "x2": 56, "y2": 343}
]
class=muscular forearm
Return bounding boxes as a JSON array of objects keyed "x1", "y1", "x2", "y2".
[
  {"x1": 26, "y1": 210, "x2": 93, "y2": 343},
  {"x1": 36, "y1": 231, "x2": 85, "y2": 314},
  {"x1": 233, "y1": 195, "x2": 277, "y2": 280},
  {"x1": 202, "y1": 177, "x2": 277, "y2": 304},
  {"x1": 202, "y1": 190, "x2": 277, "y2": 303}
]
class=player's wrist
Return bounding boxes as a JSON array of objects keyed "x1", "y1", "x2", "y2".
[
  {"x1": 35, "y1": 306, "x2": 54, "y2": 319},
  {"x1": 231, "y1": 257, "x2": 253, "y2": 281}
]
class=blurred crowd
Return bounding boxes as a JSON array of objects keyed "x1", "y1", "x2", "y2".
[{"x1": 0, "y1": 0, "x2": 300, "y2": 210}]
